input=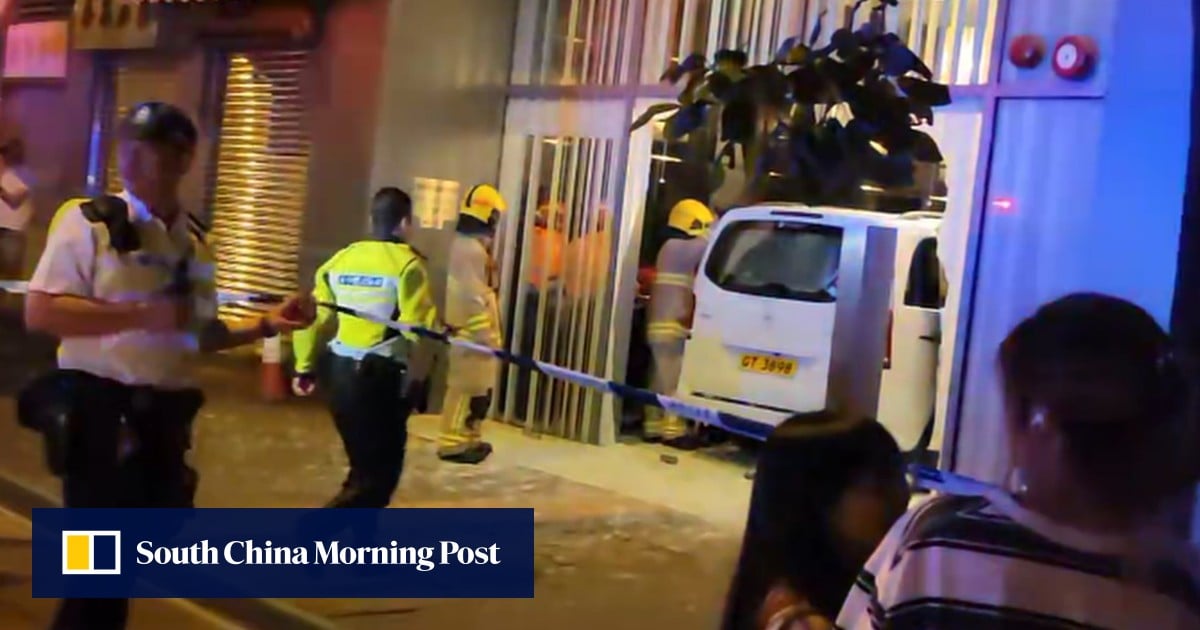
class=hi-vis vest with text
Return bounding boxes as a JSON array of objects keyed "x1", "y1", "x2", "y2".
[{"x1": 292, "y1": 240, "x2": 438, "y2": 374}]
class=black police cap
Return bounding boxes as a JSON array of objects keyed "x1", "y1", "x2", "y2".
[{"x1": 118, "y1": 101, "x2": 198, "y2": 151}]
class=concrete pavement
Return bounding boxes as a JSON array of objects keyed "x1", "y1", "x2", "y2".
[{"x1": 0, "y1": 309, "x2": 750, "y2": 628}]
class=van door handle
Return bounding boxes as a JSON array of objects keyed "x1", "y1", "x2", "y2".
[{"x1": 920, "y1": 335, "x2": 940, "y2": 343}]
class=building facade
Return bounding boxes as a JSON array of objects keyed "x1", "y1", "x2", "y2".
[
  {"x1": 495, "y1": 0, "x2": 995, "y2": 448},
  {"x1": 0, "y1": 0, "x2": 1192, "y2": 494},
  {"x1": 493, "y1": 0, "x2": 1195, "y2": 497}
]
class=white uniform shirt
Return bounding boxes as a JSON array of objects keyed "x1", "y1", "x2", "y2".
[
  {"x1": 0, "y1": 167, "x2": 32, "y2": 231},
  {"x1": 28, "y1": 191, "x2": 218, "y2": 389}
]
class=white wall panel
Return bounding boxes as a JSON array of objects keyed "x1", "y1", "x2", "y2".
[
  {"x1": 956, "y1": 99, "x2": 1105, "y2": 483},
  {"x1": 923, "y1": 106, "x2": 983, "y2": 453},
  {"x1": 951, "y1": 0, "x2": 1191, "y2": 486}
]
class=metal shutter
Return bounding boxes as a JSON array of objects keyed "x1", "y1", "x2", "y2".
[
  {"x1": 209, "y1": 50, "x2": 311, "y2": 318},
  {"x1": 104, "y1": 62, "x2": 183, "y2": 194}
]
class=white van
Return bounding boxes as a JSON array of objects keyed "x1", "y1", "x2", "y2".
[
  {"x1": 877, "y1": 213, "x2": 943, "y2": 454},
  {"x1": 676, "y1": 205, "x2": 943, "y2": 456}
]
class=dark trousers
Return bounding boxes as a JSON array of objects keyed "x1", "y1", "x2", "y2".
[
  {"x1": 47, "y1": 374, "x2": 202, "y2": 630},
  {"x1": 324, "y1": 355, "x2": 411, "y2": 509}
]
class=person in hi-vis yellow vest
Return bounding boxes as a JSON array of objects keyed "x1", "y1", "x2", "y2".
[
  {"x1": 438, "y1": 184, "x2": 506, "y2": 464},
  {"x1": 645, "y1": 199, "x2": 715, "y2": 449},
  {"x1": 292, "y1": 187, "x2": 439, "y2": 507}
]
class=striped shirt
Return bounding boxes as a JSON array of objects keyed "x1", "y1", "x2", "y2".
[{"x1": 837, "y1": 490, "x2": 1200, "y2": 630}]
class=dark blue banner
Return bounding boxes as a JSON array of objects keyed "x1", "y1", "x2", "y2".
[{"x1": 32, "y1": 508, "x2": 535, "y2": 599}]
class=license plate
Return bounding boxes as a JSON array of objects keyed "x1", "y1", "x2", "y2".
[{"x1": 739, "y1": 353, "x2": 797, "y2": 377}]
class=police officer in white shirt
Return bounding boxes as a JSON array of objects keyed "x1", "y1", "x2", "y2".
[{"x1": 21, "y1": 101, "x2": 316, "y2": 630}]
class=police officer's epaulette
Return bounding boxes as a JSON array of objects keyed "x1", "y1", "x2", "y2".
[{"x1": 80, "y1": 196, "x2": 140, "y2": 253}]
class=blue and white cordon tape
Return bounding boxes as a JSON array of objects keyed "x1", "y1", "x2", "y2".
[{"x1": 0, "y1": 278, "x2": 998, "y2": 496}]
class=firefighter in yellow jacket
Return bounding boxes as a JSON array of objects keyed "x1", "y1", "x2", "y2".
[
  {"x1": 292, "y1": 187, "x2": 439, "y2": 508},
  {"x1": 438, "y1": 184, "x2": 506, "y2": 464},
  {"x1": 645, "y1": 199, "x2": 715, "y2": 449}
]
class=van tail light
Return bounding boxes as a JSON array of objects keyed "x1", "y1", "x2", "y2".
[{"x1": 883, "y1": 309, "x2": 894, "y2": 370}]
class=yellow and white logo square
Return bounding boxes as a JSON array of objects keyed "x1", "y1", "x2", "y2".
[{"x1": 62, "y1": 530, "x2": 121, "y2": 575}]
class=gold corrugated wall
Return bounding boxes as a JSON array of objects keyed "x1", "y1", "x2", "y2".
[{"x1": 209, "y1": 51, "x2": 311, "y2": 319}]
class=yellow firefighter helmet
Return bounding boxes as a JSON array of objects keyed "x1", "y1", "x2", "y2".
[
  {"x1": 667, "y1": 199, "x2": 715, "y2": 237},
  {"x1": 461, "y1": 184, "x2": 508, "y2": 225}
]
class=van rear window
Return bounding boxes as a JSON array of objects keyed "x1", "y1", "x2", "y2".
[{"x1": 704, "y1": 220, "x2": 842, "y2": 302}]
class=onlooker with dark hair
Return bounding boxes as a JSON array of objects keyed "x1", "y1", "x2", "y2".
[
  {"x1": 0, "y1": 136, "x2": 32, "y2": 297},
  {"x1": 292, "y1": 186, "x2": 441, "y2": 507},
  {"x1": 839, "y1": 293, "x2": 1200, "y2": 629},
  {"x1": 722, "y1": 412, "x2": 910, "y2": 630}
]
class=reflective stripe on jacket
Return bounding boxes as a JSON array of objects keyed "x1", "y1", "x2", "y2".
[
  {"x1": 646, "y1": 236, "x2": 706, "y2": 343},
  {"x1": 446, "y1": 233, "x2": 502, "y2": 346}
]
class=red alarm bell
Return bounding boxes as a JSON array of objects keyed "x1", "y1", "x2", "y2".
[
  {"x1": 1008, "y1": 34, "x2": 1045, "y2": 69},
  {"x1": 1052, "y1": 35, "x2": 1098, "y2": 80}
]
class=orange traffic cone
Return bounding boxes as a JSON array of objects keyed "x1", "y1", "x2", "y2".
[{"x1": 261, "y1": 335, "x2": 287, "y2": 402}]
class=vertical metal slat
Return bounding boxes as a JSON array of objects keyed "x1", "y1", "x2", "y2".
[
  {"x1": 528, "y1": 137, "x2": 567, "y2": 434},
  {"x1": 938, "y1": 0, "x2": 963, "y2": 84},
  {"x1": 975, "y1": 0, "x2": 1001, "y2": 84},
  {"x1": 562, "y1": 0, "x2": 583, "y2": 84},
  {"x1": 679, "y1": 0, "x2": 700, "y2": 60},
  {"x1": 705, "y1": 0, "x2": 723, "y2": 57},
  {"x1": 580, "y1": 139, "x2": 617, "y2": 439},
  {"x1": 922, "y1": 0, "x2": 942, "y2": 76},
  {"x1": 507, "y1": 135, "x2": 544, "y2": 427},
  {"x1": 562, "y1": 138, "x2": 595, "y2": 439},
  {"x1": 908, "y1": 0, "x2": 928, "y2": 62},
  {"x1": 576, "y1": 139, "x2": 608, "y2": 440},
  {"x1": 639, "y1": 0, "x2": 669, "y2": 83},
  {"x1": 543, "y1": 138, "x2": 580, "y2": 437}
]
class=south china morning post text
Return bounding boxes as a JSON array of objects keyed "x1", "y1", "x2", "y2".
[
  {"x1": 32, "y1": 508, "x2": 536, "y2": 599},
  {"x1": 135, "y1": 538, "x2": 501, "y2": 572}
]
